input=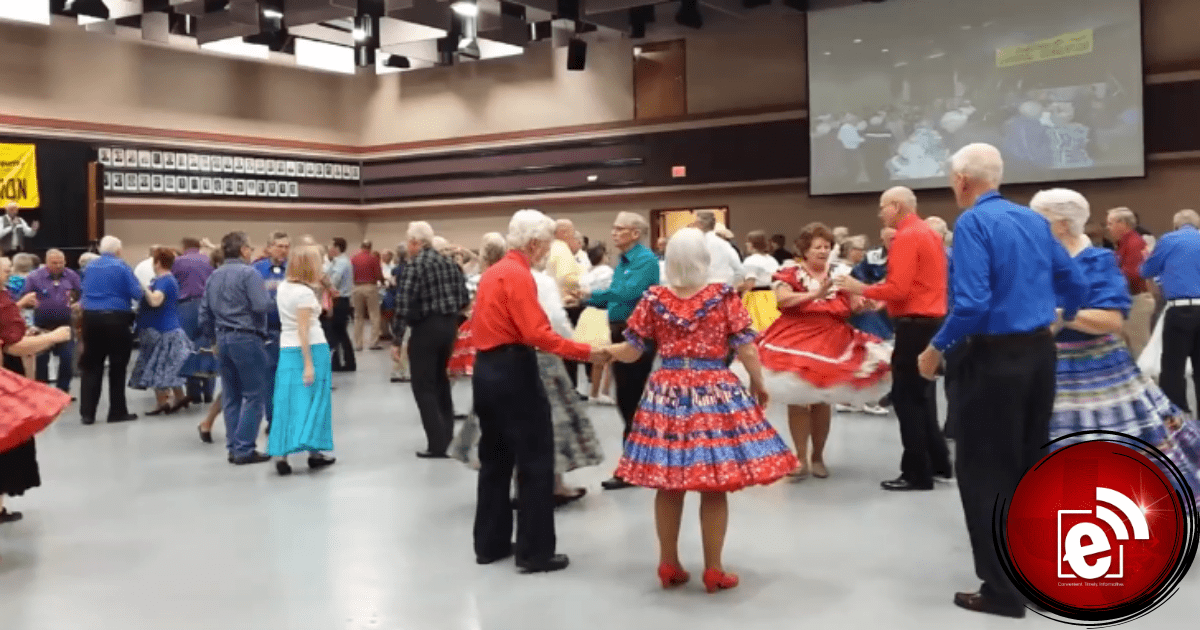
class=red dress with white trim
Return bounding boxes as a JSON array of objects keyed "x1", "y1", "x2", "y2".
[{"x1": 446, "y1": 319, "x2": 475, "y2": 378}]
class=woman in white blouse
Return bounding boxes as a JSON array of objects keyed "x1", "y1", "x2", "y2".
[
  {"x1": 740, "y1": 231, "x2": 782, "y2": 333},
  {"x1": 575, "y1": 244, "x2": 615, "y2": 403}
]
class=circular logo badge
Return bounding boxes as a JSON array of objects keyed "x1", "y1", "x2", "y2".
[{"x1": 1000, "y1": 432, "x2": 1198, "y2": 626}]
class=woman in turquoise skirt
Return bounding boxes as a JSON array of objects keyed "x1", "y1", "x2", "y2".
[{"x1": 268, "y1": 245, "x2": 336, "y2": 475}]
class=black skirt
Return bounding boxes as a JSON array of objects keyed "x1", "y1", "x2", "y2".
[{"x1": 1, "y1": 354, "x2": 41, "y2": 497}]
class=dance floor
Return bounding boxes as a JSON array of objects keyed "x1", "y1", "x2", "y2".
[{"x1": 1, "y1": 351, "x2": 1195, "y2": 629}]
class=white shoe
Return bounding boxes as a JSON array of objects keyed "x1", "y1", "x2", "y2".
[
  {"x1": 861, "y1": 404, "x2": 889, "y2": 416},
  {"x1": 590, "y1": 395, "x2": 615, "y2": 406},
  {"x1": 834, "y1": 403, "x2": 859, "y2": 413}
]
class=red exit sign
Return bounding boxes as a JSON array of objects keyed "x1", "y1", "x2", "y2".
[{"x1": 671, "y1": 165, "x2": 687, "y2": 178}]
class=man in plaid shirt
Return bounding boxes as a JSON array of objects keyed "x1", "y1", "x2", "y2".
[{"x1": 392, "y1": 221, "x2": 470, "y2": 458}]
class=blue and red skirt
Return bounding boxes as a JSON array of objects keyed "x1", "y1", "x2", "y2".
[{"x1": 615, "y1": 357, "x2": 798, "y2": 492}]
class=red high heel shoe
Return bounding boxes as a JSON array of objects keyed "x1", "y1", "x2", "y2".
[
  {"x1": 657, "y1": 563, "x2": 691, "y2": 588},
  {"x1": 702, "y1": 568, "x2": 739, "y2": 593}
]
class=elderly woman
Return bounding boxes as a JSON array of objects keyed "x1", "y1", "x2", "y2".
[
  {"x1": 1030, "y1": 188, "x2": 1200, "y2": 501},
  {"x1": 128, "y1": 247, "x2": 194, "y2": 415}
]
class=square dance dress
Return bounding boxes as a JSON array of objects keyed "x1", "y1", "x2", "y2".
[{"x1": 614, "y1": 283, "x2": 798, "y2": 492}]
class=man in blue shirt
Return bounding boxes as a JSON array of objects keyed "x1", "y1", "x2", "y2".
[
  {"x1": 918, "y1": 144, "x2": 1087, "y2": 619},
  {"x1": 200, "y1": 232, "x2": 273, "y2": 465},
  {"x1": 252, "y1": 231, "x2": 289, "y2": 428},
  {"x1": 79, "y1": 236, "x2": 143, "y2": 425},
  {"x1": 584, "y1": 211, "x2": 659, "y2": 490},
  {"x1": 1140, "y1": 209, "x2": 1200, "y2": 411}
]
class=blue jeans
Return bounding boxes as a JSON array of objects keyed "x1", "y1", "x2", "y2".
[
  {"x1": 264, "y1": 329, "x2": 281, "y2": 428},
  {"x1": 179, "y1": 298, "x2": 215, "y2": 401},
  {"x1": 217, "y1": 332, "x2": 269, "y2": 458},
  {"x1": 35, "y1": 339, "x2": 75, "y2": 393}
]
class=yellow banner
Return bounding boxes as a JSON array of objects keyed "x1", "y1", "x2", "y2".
[
  {"x1": 0, "y1": 144, "x2": 39, "y2": 208},
  {"x1": 997, "y1": 29, "x2": 1094, "y2": 69}
]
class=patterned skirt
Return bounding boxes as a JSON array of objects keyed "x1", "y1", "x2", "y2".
[
  {"x1": 177, "y1": 298, "x2": 218, "y2": 379},
  {"x1": 129, "y1": 328, "x2": 194, "y2": 390},
  {"x1": 447, "y1": 320, "x2": 476, "y2": 378},
  {"x1": 449, "y1": 352, "x2": 604, "y2": 474},
  {"x1": 267, "y1": 344, "x2": 334, "y2": 457},
  {"x1": 1052, "y1": 335, "x2": 1200, "y2": 503},
  {"x1": 616, "y1": 358, "x2": 799, "y2": 492}
]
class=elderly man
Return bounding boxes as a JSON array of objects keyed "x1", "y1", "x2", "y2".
[
  {"x1": 79, "y1": 236, "x2": 143, "y2": 425},
  {"x1": 200, "y1": 232, "x2": 273, "y2": 465},
  {"x1": 0, "y1": 201, "x2": 37, "y2": 256},
  {"x1": 838, "y1": 186, "x2": 951, "y2": 492},
  {"x1": 174, "y1": 236, "x2": 215, "y2": 403},
  {"x1": 546, "y1": 219, "x2": 585, "y2": 390},
  {"x1": 917, "y1": 144, "x2": 1086, "y2": 619},
  {"x1": 1141, "y1": 209, "x2": 1200, "y2": 412},
  {"x1": 472, "y1": 209, "x2": 606, "y2": 574},
  {"x1": 693, "y1": 211, "x2": 744, "y2": 288},
  {"x1": 22, "y1": 249, "x2": 81, "y2": 393},
  {"x1": 584, "y1": 211, "x2": 660, "y2": 490},
  {"x1": 252, "y1": 231, "x2": 290, "y2": 427},
  {"x1": 1106, "y1": 207, "x2": 1154, "y2": 358},
  {"x1": 350, "y1": 240, "x2": 385, "y2": 351},
  {"x1": 393, "y1": 221, "x2": 470, "y2": 459},
  {"x1": 324, "y1": 237, "x2": 356, "y2": 372}
]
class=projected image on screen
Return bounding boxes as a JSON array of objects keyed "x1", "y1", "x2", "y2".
[{"x1": 806, "y1": 0, "x2": 1144, "y2": 195}]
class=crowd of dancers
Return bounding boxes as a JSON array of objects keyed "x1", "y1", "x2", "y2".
[{"x1": 2, "y1": 142, "x2": 1200, "y2": 617}]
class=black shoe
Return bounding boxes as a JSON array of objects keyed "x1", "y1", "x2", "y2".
[
  {"x1": 416, "y1": 450, "x2": 450, "y2": 459},
  {"x1": 554, "y1": 488, "x2": 587, "y2": 507},
  {"x1": 517, "y1": 554, "x2": 570, "y2": 574},
  {"x1": 81, "y1": 416, "x2": 95, "y2": 425},
  {"x1": 198, "y1": 425, "x2": 213, "y2": 444},
  {"x1": 476, "y1": 549, "x2": 514, "y2": 565},
  {"x1": 232, "y1": 452, "x2": 271, "y2": 465},
  {"x1": 453, "y1": 414, "x2": 468, "y2": 421},
  {"x1": 0, "y1": 508, "x2": 23, "y2": 524},
  {"x1": 108, "y1": 413, "x2": 138, "y2": 423},
  {"x1": 276, "y1": 460, "x2": 293, "y2": 476},
  {"x1": 953, "y1": 591, "x2": 1026, "y2": 618},
  {"x1": 878, "y1": 394, "x2": 892, "y2": 408},
  {"x1": 601, "y1": 476, "x2": 635, "y2": 490},
  {"x1": 881, "y1": 477, "x2": 934, "y2": 491},
  {"x1": 145, "y1": 405, "x2": 172, "y2": 417},
  {"x1": 934, "y1": 471, "x2": 954, "y2": 482},
  {"x1": 308, "y1": 455, "x2": 337, "y2": 470}
]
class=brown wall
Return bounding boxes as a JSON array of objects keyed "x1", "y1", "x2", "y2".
[{"x1": 107, "y1": 217, "x2": 364, "y2": 264}]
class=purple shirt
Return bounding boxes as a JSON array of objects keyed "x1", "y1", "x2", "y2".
[
  {"x1": 22, "y1": 267, "x2": 81, "y2": 325},
  {"x1": 172, "y1": 249, "x2": 214, "y2": 300}
]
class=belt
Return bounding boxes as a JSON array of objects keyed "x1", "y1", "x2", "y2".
[
  {"x1": 894, "y1": 315, "x2": 943, "y2": 323},
  {"x1": 660, "y1": 357, "x2": 726, "y2": 370},
  {"x1": 1168, "y1": 298, "x2": 1200, "y2": 307},
  {"x1": 750, "y1": 286, "x2": 772, "y2": 292},
  {"x1": 217, "y1": 326, "x2": 266, "y2": 339},
  {"x1": 969, "y1": 327, "x2": 1052, "y2": 346},
  {"x1": 478, "y1": 343, "x2": 533, "y2": 355}
]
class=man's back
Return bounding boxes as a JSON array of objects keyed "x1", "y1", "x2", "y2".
[{"x1": 202, "y1": 261, "x2": 269, "y2": 335}]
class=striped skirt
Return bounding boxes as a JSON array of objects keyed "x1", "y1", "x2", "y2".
[
  {"x1": 1052, "y1": 335, "x2": 1200, "y2": 502},
  {"x1": 267, "y1": 343, "x2": 334, "y2": 457}
]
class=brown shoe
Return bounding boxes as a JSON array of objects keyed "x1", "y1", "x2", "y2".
[{"x1": 953, "y1": 591, "x2": 1026, "y2": 619}]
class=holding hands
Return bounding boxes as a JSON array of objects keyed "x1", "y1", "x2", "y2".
[{"x1": 833, "y1": 275, "x2": 866, "y2": 295}]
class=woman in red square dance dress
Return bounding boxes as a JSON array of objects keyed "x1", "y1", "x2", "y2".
[
  {"x1": 755, "y1": 222, "x2": 891, "y2": 480},
  {"x1": 607, "y1": 227, "x2": 798, "y2": 594}
]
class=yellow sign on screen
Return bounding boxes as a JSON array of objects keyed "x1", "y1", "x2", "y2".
[
  {"x1": 996, "y1": 29, "x2": 1094, "y2": 69},
  {"x1": 0, "y1": 144, "x2": 40, "y2": 208}
]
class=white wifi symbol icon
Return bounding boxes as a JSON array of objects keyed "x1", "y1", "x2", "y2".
[{"x1": 1061, "y1": 488, "x2": 1151, "y2": 580}]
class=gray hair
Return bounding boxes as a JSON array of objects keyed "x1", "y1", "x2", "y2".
[
  {"x1": 11, "y1": 252, "x2": 34, "y2": 274},
  {"x1": 554, "y1": 219, "x2": 574, "y2": 238},
  {"x1": 615, "y1": 211, "x2": 648, "y2": 238},
  {"x1": 1030, "y1": 188, "x2": 1090, "y2": 237},
  {"x1": 98, "y1": 235, "x2": 122, "y2": 255},
  {"x1": 4, "y1": 201, "x2": 16, "y2": 212},
  {"x1": 45, "y1": 248, "x2": 65, "y2": 260},
  {"x1": 507, "y1": 209, "x2": 556, "y2": 249},
  {"x1": 664, "y1": 227, "x2": 710, "y2": 289},
  {"x1": 925, "y1": 216, "x2": 948, "y2": 237},
  {"x1": 1107, "y1": 207, "x2": 1137, "y2": 228},
  {"x1": 221, "y1": 231, "x2": 250, "y2": 261},
  {"x1": 950, "y1": 143, "x2": 1004, "y2": 188},
  {"x1": 845, "y1": 235, "x2": 867, "y2": 250},
  {"x1": 832, "y1": 226, "x2": 850, "y2": 241},
  {"x1": 432, "y1": 236, "x2": 449, "y2": 252},
  {"x1": 694, "y1": 211, "x2": 717, "y2": 232},
  {"x1": 78, "y1": 252, "x2": 99, "y2": 269},
  {"x1": 1175, "y1": 209, "x2": 1200, "y2": 229},
  {"x1": 480, "y1": 232, "x2": 507, "y2": 269},
  {"x1": 407, "y1": 221, "x2": 435, "y2": 245}
]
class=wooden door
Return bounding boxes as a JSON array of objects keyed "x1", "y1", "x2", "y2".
[{"x1": 634, "y1": 40, "x2": 687, "y2": 120}]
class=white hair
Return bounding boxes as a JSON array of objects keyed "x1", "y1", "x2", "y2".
[
  {"x1": 554, "y1": 219, "x2": 574, "y2": 237},
  {"x1": 407, "y1": 221, "x2": 434, "y2": 245},
  {"x1": 479, "y1": 232, "x2": 507, "y2": 269},
  {"x1": 950, "y1": 143, "x2": 1004, "y2": 188},
  {"x1": 925, "y1": 216, "x2": 948, "y2": 237},
  {"x1": 845, "y1": 235, "x2": 867, "y2": 250},
  {"x1": 615, "y1": 211, "x2": 648, "y2": 238},
  {"x1": 432, "y1": 236, "x2": 449, "y2": 252},
  {"x1": 507, "y1": 209, "x2": 556, "y2": 249},
  {"x1": 1107, "y1": 207, "x2": 1137, "y2": 228},
  {"x1": 78, "y1": 252, "x2": 99, "y2": 269},
  {"x1": 98, "y1": 235, "x2": 122, "y2": 255},
  {"x1": 664, "y1": 227, "x2": 710, "y2": 289},
  {"x1": 1175, "y1": 209, "x2": 1200, "y2": 229},
  {"x1": 1030, "y1": 188, "x2": 1090, "y2": 237}
]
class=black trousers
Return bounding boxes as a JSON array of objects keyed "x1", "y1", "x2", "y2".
[
  {"x1": 891, "y1": 317, "x2": 952, "y2": 487},
  {"x1": 942, "y1": 342, "x2": 968, "y2": 440},
  {"x1": 562, "y1": 306, "x2": 585, "y2": 390},
  {"x1": 610, "y1": 321, "x2": 656, "y2": 441},
  {"x1": 325, "y1": 296, "x2": 356, "y2": 371},
  {"x1": 79, "y1": 310, "x2": 135, "y2": 421},
  {"x1": 1160, "y1": 305, "x2": 1200, "y2": 412},
  {"x1": 957, "y1": 330, "x2": 1056, "y2": 607},
  {"x1": 408, "y1": 313, "x2": 458, "y2": 454},
  {"x1": 473, "y1": 345, "x2": 556, "y2": 563}
]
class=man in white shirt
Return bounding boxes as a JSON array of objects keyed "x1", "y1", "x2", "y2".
[
  {"x1": 133, "y1": 246, "x2": 157, "y2": 290},
  {"x1": 693, "y1": 211, "x2": 744, "y2": 287},
  {"x1": 0, "y1": 201, "x2": 38, "y2": 256}
]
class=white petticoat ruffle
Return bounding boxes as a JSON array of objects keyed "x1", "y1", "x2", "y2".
[
  {"x1": 1138, "y1": 307, "x2": 1193, "y2": 379},
  {"x1": 731, "y1": 363, "x2": 892, "y2": 407}
]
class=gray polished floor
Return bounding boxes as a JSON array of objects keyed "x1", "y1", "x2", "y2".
[{"x1": 1, "y1": 351, "x2": 1194, "y2": 629}]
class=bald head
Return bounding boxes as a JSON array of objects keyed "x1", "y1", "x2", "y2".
[{"x1": 881, "y1": 186, "x2": 917, "y2": 211}]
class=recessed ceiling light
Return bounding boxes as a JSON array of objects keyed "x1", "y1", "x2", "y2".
[
  {"x1": 853, "y1": 38, "x2": 862, "y2": 43},
  {"x1": 451, "y1": 1, "x2": 479, "y2": 17},
  {"x1": 881, "y1": 48, "x2": 889, "y2": 52},
  {"x1": 961, "y1": 24, "x2": 971, "y2": 30},
  {"x1": 587, "y1": 175, "x2": 598, "y2": 182},
  {"x1": 823, "y1": 51, "x2": 831, "y2": 55},
  {"x1": 894, "y1": 61, "x2": 908, "y2": 67}
]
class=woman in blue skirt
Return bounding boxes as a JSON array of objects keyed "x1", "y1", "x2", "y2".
[
  {"x1": 1031, "y1": 189, "x2": 1200, "y2": 502},
  {"x1": 268, "y1": 245, "x2": 336, "y2": 475}
]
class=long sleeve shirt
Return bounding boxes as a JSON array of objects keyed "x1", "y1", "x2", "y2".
[
  {"x1": 1140, "y1": 224, "x2": 1200, "y2": 300},
  {"x1": 0, "y1": 214, "x2": 36, "y2": 254},
  {"x1": 172, "y1": 249, "x2": 214, "y2": 300},
  {"x1": 862, "y1": 213, "x2": 948, "y2": 318},
  {"x1": 80, "y1": 253, "x2": 142, "y2": 312},
  {"x1": 198, "y1": 259, "x2": 272, "y2": 342},
  {"x1": 588, "y1": 242, "x2": 660, "y2": 323},
  {"x1": 930, "y1": 191, "x2": 1088, "y2": 352},
  {"x1": 1114, "y1": 229, "x2": 1149, "y2": 295},
  {"x1": 392, "y1": 245, "x2": 470, "y2": 341},
  {"x1": 471, "y1": 250, "x2": 591, "y2": 361},
  {"x1": 704, "y1": 231, "x2": 745, "y2": 287}
]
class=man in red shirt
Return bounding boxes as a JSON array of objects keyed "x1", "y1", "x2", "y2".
[
  {"x1": 350, "y1": 241, "x2": 384, "y2": 351},
  {"x1": 837, "y1": 186, "x2": 952, "y2": 492},
  {"x1": 1106, "y1": 207, "x2": 1154, "y2": 358},
  {"x1": 472, "y1": 209, "x2": 607, "y2": 575}
]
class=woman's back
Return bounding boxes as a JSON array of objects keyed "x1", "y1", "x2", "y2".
[{"x1": 277, "y1": 280, "x2": 327, "y2": 348}]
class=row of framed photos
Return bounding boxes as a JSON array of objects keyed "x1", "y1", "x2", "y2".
[
  {"x1": 105, "y1": 171, "x2": 301, "y2": 198},
  {"x1": 97, "y1": 147, "x2": 360, "y2": 180}
]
